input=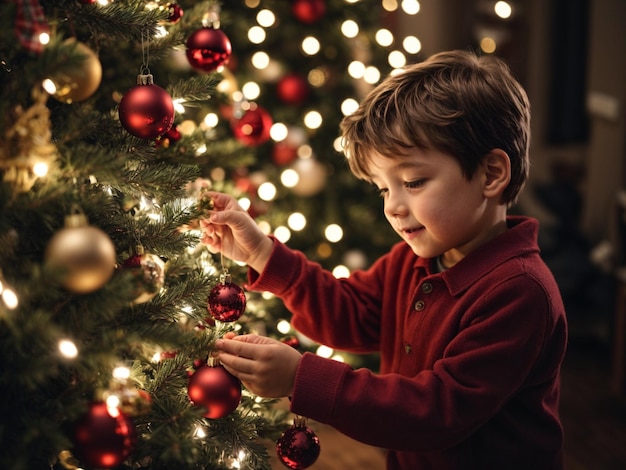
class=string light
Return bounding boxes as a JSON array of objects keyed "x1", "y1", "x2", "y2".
[
  {"x1": 273, "y1": 226, "x2": 291, "y2": 243},
  {"x1": 324, "y1": 224, "x2": 343, "y2": 242},
  {"x1": 58, "y1": 339, "x2": 78, "y2": 358},
  {"x1": 287, "y1": 212, "x2": 306, "y2": 231}
]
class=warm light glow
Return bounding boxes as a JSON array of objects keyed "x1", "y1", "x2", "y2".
[
  {"x1": 248, "y1": 25, "x2": 266, "y2": 44},
  {"x1": 39, "y1": 32, "x2": 50, "y2": 45},
  {"x1": 341, "y1": 98, "x2": 359, "y2": 116},
  {"x1": 194, "y1": 425, "x2": 207, "y2": 438},
  {"x1": 388, "y1": 50, "x2": 407, "y2": 68},
  {"x1": 480, "y1": 37, "x2": 497, "y2": 53},
  {"x1": 106, "y1": 394, "x2": 121, "y2": 409},
  {"x1": 274, "y1": 226, "x2": 291, "y2": 243},
  {"x1": 256, "y1": 9, "x2": 276, "y2": 26},
  {"x1": 287, "y1": 212, "x2": 307, "y2": 231},
  {"x1": 113, "y1": 366, "x2": 131, "y2": 380},
  {"x1": 332, "y1": 265, "x2": 350, "y2": 278},
  {"x1": 258, "y1": 182, "x2": 277, "y2": 201},
  {"x1": 270, "y1": 122, "x2": 288, "y2": 141},
  {"x1": 301, "y1": 36, "x2": 321, "y2": 55},
  {"x1": 316, "y1": 344, "x2": 334, "y2": 358},
  {"x1": 401, "y1": 0, "x2": 420, "y2": 15},
  {"x1": 375, "y1": 28, "x2": 394, "y2": 47},
  {"x1": 32, "y1": 162, "x2": 49, "y2": 177},
  {"x1": 1, "y1": 286, "x2": 18, "y2": 309},
  {"x1": 382, "y1": 0, "x2": 398, "y2": 11},
  {"x1": 173, "y1": 98, "x2": 186, "y2": 114},
  {"x1": 363, "y1": 66, "x2": 381, "y2": 84},
  {"x1": 42, "y1": 78, "x2": 57, "y2": 95},
  {"x1": 333, "y1": 136, "x2": 343, "y2": 152},
  {"x1": 341, "y1": 20, "x2": 359, "y2": 38},
  {"x1": 494, "y1": 1, "x2": 512, "y2": 19},
  {"x1": 203, "y1": 112, "x2": 219, "y2": 128},
  {"x1": 402, "y1": 35, "x2": 422, "y2": 54},
  {"x1": 251, "y1": 51, "x2": 270, "y2": 69},
  {"x1": 237, "y1": 197, "x2": 251, "y2": 211},
  {"x1": 59, "y1": 339, "x2": 78, "y2": 358},
  {"x1": 303, "y1": 110, "x2": 322, "y2": 129},
  {"x1": 277, "y1": 319, "x2": 291, "y2": 334},
  {"x1": 281, "y1": 168, "x2": 299, "y2": 188},
  {"x1": 348, "y1": 61, "x2": 365, "y2": 79},
  {"x1": 308, "y1": 68, "x2": 326, "y2": 87},
  {"x1": 325, "y1": 224, "x2": 343, "y2": 242},
  {"x1": 242, "y1": 81, "x2": 261, "y2": 100}
]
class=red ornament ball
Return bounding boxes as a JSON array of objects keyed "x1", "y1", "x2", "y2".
[
  {"x1": 291, "y1": 0, "x2": 326, "y2": 24},
  {"x1": 231, "y1": 105, "x2": 273, "y2": 146},
  {"x1": 208, "y1": 281, "x2": 246, "y2": 322},
  {"x1": 72, "y1": 402, "x2": 136, "y2": 469},
  {"x1": 186, "y1": 27, "x2": 232, "y2": 72},
  {"x1": 119, "y1": 84, "x2": 175, "y2": 139},
  {"x1": 276, "y1": 424, "x2": 321, "y2": 469},
  {"x1": 187, "y1": 364, "x2": 242, "y2": 419},
  {"x1": 277, "y1": 73, "x2": 310, "y2": 105},
  {"x1": 156, "y1": 125, "x2": 182, "y2": 147},
  {"x1": 165, "y1": 2, "x2": 183, "y2": 24}
]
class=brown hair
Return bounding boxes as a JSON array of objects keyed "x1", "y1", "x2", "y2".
[{"x1": 340, "y1": 49, "x2": 531, "y2": 206}]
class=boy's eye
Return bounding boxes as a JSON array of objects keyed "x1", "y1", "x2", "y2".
[
  {"x1": 375, "y1": 187, "x2": 388, "y2": 198},
  {"x1": 405, "y1": 179, "x2": 426, "y2": 189}
]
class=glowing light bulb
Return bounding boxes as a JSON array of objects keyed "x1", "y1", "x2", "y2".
[
  {"x1": 248, "y1": 25, "x2": 266, "y2": 44},
  {"x1": 363, "y1": 66, "x2": 381, "y2": 84},
  {"x1": 113, "y1": 366, "x2": 130, "y2": 380},
  {"x1": 287, "y1": 212, "x2": 306, "y2": 231},
  {"x1": 59, "y1": 339, "x2": 78, "y2": 358},
  {"x1": 33, "y1": 162, "x2": 49, "y2": 177},
  {"x1": 274, "y1": 226, "x2": 291, "y2": 243},
  {"x1": 258, "y1": 182, "x2": 277, "y2": 201},
  {"x1": 238, "y1": 197, "x2": 251, "y2": 211},
  {"x1": 332, "y1": 265, "x2": 350, "y2": 279},
  {"x1": 348, "y1": 61, "x2": 365, "y2": 79},
  {"x1": 242, "y1": 81, "x2": 261, "y2": 100},
  {"x1": 388, "y1": 50, "x2": 407, "y2": 68},
  {"x1": 376, "y1": 28, "x2": 394, "y2": 47},
  {"x1": 270, "y1": 122, "x2": 288, "y2": 141},
  {"x1": 304, "y1": 110, "x2": 322, "y2": 129},
  {"x1": 401, "y1": 0, "x2": 420, "y2": 15},
  {"x1": 341, "y1": 20, "x2": 359, "y2": 38},
  {"x1": 341, "y1": 98, "x2": 359, "y2": 116},
  {"x1": 302, "y1": 36, "x2": 321, "y2": 55},
  {"x1": 281, "y1": 169, "x2": 299, "y2": 188},
  {"x1": 277, "y1": 319, "x2": 291, "y2": 334},
  {"x1": 494, "y1": 1, "x2": 512, "y2": 19},
  {"x1": 325, "y1": 224, "x2": 343, "y2": 242},
  {"x1": 402, "y1": 35, "x2": 422, "y2": 54},
  {"x1": 256, "y1": 9, "x2": 276, "y2": 26},
  {"x1": 251, "y1": 51, "x2": 270, "y2": 69},
  {"x1": 316, "y1": 345, "x2": 334, "y2": 358},
  {"x1": 203, "y1": 112, "x2": 219, "y2": 128}
]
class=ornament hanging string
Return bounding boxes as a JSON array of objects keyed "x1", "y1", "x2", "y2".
[{"x1": 138, "y1": 27, "x2": 153, "y2": 84}]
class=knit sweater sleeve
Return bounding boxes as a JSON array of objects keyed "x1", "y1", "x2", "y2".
[{"x1": 247, "y1": 237, "x2": 388, "y2": 352}]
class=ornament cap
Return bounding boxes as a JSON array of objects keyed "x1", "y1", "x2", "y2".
[
  {"x1": 64, "y1": 211, "x2": 88, "y2": 228},
  {"x1": 137, "y1": 74, "x2": 154, "y2": 85}
]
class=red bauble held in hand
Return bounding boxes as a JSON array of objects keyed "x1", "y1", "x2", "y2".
[
  {"x1": 276, "y1": 417, "x2": 321, "y2": 470},
  {"x1": 207, "y1": 274, "x2": 246, "y2": 322},
  {"x1": 188, "y1": 363, "x2": 242, "y2": 419},
  {"x1": 72, "y1": 402, "x2": 136, "y2": 469},
  {"x1": 119, "y1": 76, "x2": 174, "y2": 139},
  {"x1": 186, "y1": 27, "x2": 232, "y2": 72}
]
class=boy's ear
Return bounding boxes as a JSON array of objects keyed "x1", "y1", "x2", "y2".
[{"x1": 481, "y1": 149, "x2": 511, "y2": 198}]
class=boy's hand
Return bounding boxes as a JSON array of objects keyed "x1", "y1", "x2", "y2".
[
  {"x1": 200, "y1": 192, "x2": 273, "y2": 273},
  {"x1": 216, "y1": 334, "x2": 302, "y2": 398}
]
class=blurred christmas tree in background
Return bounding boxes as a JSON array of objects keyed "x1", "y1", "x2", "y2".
[{"x1": 0, "y1": 0, "x2": 417, "y2": 468}]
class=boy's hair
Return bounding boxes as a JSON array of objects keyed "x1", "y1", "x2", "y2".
[{"x1": 340, "y1": 49, "x2": 531, "y2": 206}]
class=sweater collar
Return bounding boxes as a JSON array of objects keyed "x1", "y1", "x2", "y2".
[{"x1": 415, "y1": 216, "x2": 541, "y2": 296}]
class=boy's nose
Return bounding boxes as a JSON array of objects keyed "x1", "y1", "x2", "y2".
[{"x1": 384, "y1": 192, "x2": 408, "y2": 219}]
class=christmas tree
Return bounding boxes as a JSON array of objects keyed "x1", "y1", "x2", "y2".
[{"x1": 0, "y1": 0, "x2": 403, "y2": 468}]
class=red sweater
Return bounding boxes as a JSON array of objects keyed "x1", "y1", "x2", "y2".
[{"x1": 247, "y1": 216, "x2": 567, "y2": 470}]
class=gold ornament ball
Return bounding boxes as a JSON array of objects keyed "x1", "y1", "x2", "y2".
[
  {"x1": 51, "y1": 39, "x2": 102, "y2": 104},
  {"x1": 45, "y1": 214, "x2": 116, "y2": 294}
]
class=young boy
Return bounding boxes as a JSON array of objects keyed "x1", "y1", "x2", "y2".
[{"x1": 203, "y1": 50, "x2": 568, "y2": 469}]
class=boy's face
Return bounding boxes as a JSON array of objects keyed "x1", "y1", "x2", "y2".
[{"x1": 368, "y1": 148, "x2": 505, "y2": 267}]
